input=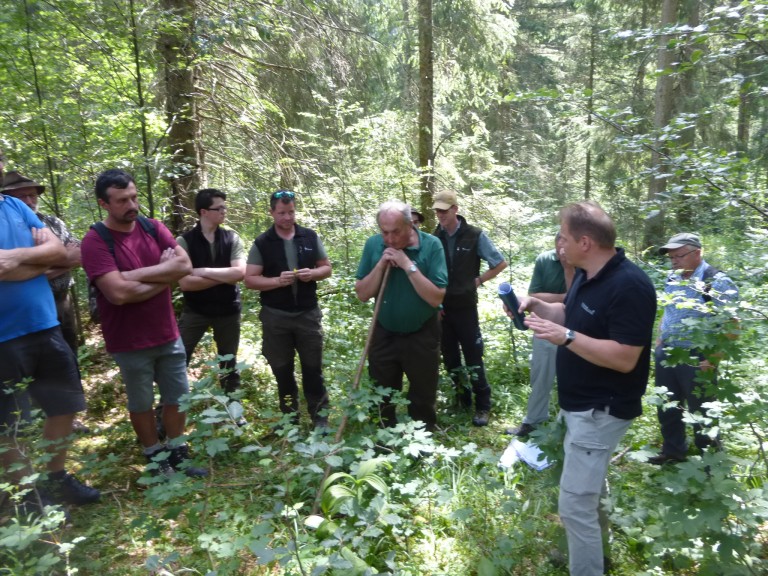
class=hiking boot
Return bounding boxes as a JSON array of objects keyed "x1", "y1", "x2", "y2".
[
  {"x1": 71, "y1": 419, "x2": 90, "y2": 434},
  {"x1": 647, "y1": 452, "x2": 687, "y2": 465},
  {"x1": 43, "y1": 472, "x2": 100, "y2": 505},
  {"x1": 505, "y1": 423, "x2": 536, "y2": 438},
  {"x1": 168, "y1": 444, "x2": 208, "y2": 478},
  {"x1": 145, "y1": 448, "x2": 175, "y2": 477},
  {"x1": 472, "y1": 410, "x2": 490, "y2": 427}
]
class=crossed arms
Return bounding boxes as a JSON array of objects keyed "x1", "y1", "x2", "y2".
[
  {"x1": 0, "y1": 227, "x2": 66, "y2": 282},
  {"x1": 95, "y1": 246, "x2": 192, "y2": 305}
]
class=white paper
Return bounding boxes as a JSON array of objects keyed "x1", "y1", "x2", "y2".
[{"x1": 498, "y1": 438, "x2": 551, "y2": 471}]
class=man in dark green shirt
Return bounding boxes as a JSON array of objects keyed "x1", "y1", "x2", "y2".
[{"x1": 355, "y1": 201, "x2": 448, "y2": 431}]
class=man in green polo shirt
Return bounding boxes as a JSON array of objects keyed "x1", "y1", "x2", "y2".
[{"x1": 355, "y1": 200, "x2": 448, "y2": 431}]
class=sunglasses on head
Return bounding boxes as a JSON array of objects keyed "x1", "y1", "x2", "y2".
[{"x1": 272, "y1": 190, "x2": 295, "y2": 201}]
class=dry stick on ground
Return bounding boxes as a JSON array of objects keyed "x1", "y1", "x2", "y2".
[{"x1": 311, "y1": 265, "x2": 392, "y2": 515}]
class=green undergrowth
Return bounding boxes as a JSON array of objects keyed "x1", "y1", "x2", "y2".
[{"x1": 2, "y1": 282, "x2": 767, "y2": 575}]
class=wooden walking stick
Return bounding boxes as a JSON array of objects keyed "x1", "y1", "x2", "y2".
[{"x1": 311, "y1": 265, "x2": 391, "y2": 514}]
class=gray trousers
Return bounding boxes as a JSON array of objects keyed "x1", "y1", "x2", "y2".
[
  {"x1": 559, "y1": 408, "x2": 632, "y2": 576},
  {"x1": 524, "y1": 337, "x2": 557, "y2": 425}
]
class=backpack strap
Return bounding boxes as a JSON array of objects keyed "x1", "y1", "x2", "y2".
[
  {"x1": 701, "y1": 264, "x2": 720, "y2": 303},
  {"x1": 90, "y1": 217, "x2": 158, "y2": 259},
  {"x1": 90, "y1": 221, "x2": 116, "y2": 258},
  {"x1": 136, "y1": 216, "x2": 158, "y2": 239}
]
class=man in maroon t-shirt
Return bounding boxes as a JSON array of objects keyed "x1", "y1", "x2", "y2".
[{"x1": 81, "y1": 169, "x2": 206, "y2": 478}]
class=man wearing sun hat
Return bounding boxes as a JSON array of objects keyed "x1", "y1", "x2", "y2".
[
  {"x1": 433, "y1": 190, "x2": 507, "y2": 427},
  {"x1": 649, "y1": 232, "x2": 739, "y2": 465},
  {"x1": 1, "y1": 171, "x2": 82, "y2": 353}
]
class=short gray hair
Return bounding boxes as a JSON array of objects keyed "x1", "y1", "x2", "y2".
[{"x1": 376, "y1": 200, "x2": 412, "y2": 227}]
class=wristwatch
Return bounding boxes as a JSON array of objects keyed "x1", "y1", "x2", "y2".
[
  {"x1": 407, "y1": 262, "x2": 418, "y2": 276},
  {"x1": 563, "y1": 329, "x2": 576, "y2": 347}
]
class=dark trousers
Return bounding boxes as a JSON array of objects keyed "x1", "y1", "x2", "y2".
[
  {"x1": 440, "y1": 305, "x2": 491, "y2": 411},
  {"x1": 368, "y1": 314, "x2": 440, "y2": 431},
  {"x1": 179, "y1": 309, "x2": 241, "y2": 394},
  {"x1": 54, "y1": 290, "x2": 78, "y2": 354},
  {"x1": 260, "y1": 306, "x2": 328, "y2": 421},
  {"x1": 655, "y1": 345, "x2": 720, "y2": 456}
]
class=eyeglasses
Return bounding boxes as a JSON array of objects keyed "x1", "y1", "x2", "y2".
[
  {"x1": 271, "y1": 190, "x2": 295, "y2": 201},
  {"x1": 206, "y1": 206, "x2": 227, "y2": 212},
  {"x1": 669, "y1": 249, "x2": 697, "y2": 261}
]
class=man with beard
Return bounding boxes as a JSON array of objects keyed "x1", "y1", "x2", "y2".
[{"x1": 81, "y1": 169, "x2": 206, "y2": 477}]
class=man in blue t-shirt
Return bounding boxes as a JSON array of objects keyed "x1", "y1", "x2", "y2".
[
  {"x1": 513, "y1": 201, "x2": 656, "y2": 576},
  {"x1": 0, "y1": 189, "x2": 99, "y2": 519}
]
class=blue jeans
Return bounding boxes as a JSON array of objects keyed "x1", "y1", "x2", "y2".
[{"x1": 559, "y1": 408, "x2": 632, "y2": 576}]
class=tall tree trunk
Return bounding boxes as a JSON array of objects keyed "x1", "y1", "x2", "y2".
[
  {"x1": 129, "y1": 0, "x2": 156, "y2": 219},
  {"x1": 645, "y1": 0, "x2": 679, "y2": 247},
  {"x1": 585, "y1": 24, "x2": 596, "y2": 200},
  {"x1": 158, "y1": 0, "x2": 203, "y2": 234},
  {"x1": 22, "y1": 0, "x2": 59, "y2": 216},
  {"x1": 674, "y1": 0, "x2": 700, "y2": 229},
  {"x1": 418, "y1": 0, "x2": 434, "y2": 228}
]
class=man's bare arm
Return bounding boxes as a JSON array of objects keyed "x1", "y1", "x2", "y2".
[
  {"x1": 46, "y1": 242, "x2": 81, "y2": 280},
  {"x1": 94, "y1": 270, "x2": 168, "y2": 305},
  {"x1": 0, "y1": 228, "x2": 65, "y2": 281},
  {"x1": 121, "y1": 246, "x2": 192, "y2": 284},
  {"x1": 178, "y1": 258, "x2": 246, "y2": 291}
]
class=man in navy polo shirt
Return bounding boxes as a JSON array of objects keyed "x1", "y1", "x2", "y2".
[{"x1": 513, "y1": 201, "x2": 656, "y2": 576}]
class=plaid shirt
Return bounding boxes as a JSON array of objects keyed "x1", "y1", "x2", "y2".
[
  {"x1": 659, "y1": 259, "x2": 738, "y2": 348},
  {"x1": 39, "y1": 212, "x2": 76, "y2": 295}
]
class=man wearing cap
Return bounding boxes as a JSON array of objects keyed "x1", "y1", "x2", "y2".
[
  {"x1": 1, "y1": 182, "x2": 100, "y2": 518},
  {"x1": 1, "y1": 171, "x2": 81, "y2": 353},
  {"x1": 356, "y1": 200, "x2": 447, "y2": 431},
  {"x1": 649, "y1": 233, "x2": 739, "y2": 465},
  {"x1": 433, "y1": 190, "x2": 507, "y2": 427},
  {"x1": 244, "y1": 190, "x2": 333, "y2": 428}
]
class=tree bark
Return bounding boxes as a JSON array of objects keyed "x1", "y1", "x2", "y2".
[
  {"x1": 418, "y1": 0, "x2": 434, "y2": 229},
  {"x1": 158, "y1": 0, "x2": 203, "y2": 234},
  {"x1": 645, "y1": 0, "x2": 679, "y2": 248}
]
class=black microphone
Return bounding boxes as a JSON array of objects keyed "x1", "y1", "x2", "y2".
[{"x1": 498, "y1": 282, "x2": 527, "y2": 331}]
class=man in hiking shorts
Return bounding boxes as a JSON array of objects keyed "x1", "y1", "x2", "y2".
[{"x1": 81, "y1": 169, "x2": 205, "y2": 477}]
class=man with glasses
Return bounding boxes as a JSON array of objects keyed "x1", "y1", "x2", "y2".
[
  {"x1": 433, "y1": 190, "x2": 507, "y2": 427},
  {"x1": 245, "y1": 190, "x2": 333, "y2": 428},
  {"x1": 177, "y1": 189, "x2": 245, "y2": 399},
  {"x1": 649, "y1": 233, "x2": 739, "y2": 465}
]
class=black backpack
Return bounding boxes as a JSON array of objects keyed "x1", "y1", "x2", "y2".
[{"x1": 87, "y1": 217, "x2": 158, "y2": 323}]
